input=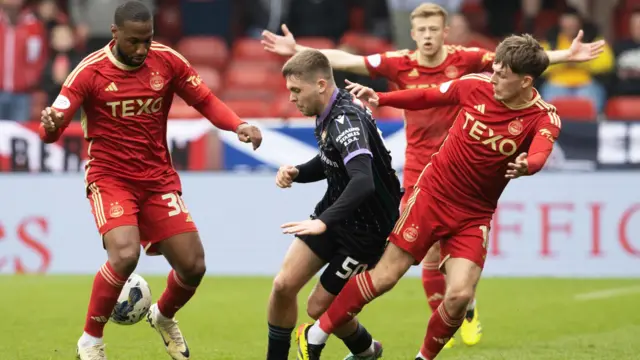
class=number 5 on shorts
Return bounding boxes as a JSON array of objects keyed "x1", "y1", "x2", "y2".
[{"x1": 162, "y1": 193, "x2": 189, "y2": 217}]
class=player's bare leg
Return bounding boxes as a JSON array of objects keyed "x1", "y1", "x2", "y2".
[
  {"x1": 307, "y1": 283, "x2": 383, "y2": 360},
  {"x1": 267, "y1": 238, "x2": 325, "y2": 360},
  {"x1": 147, "y1": 231, "x2": 206, "y2": 360},
  {"x1": 77, "y1": 226, "x2": 141, "y2": 360},
  {"x1": 297, "y1": 243, "x2": 414, "y2": 360},
  {"x1": 416, "y1": 258, "x2": 482, "y2": 360}
]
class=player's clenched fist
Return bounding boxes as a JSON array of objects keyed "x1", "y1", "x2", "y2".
[
  {"x1": 276, "y1": 165, "x2": 299, "y2": 188},
  {"x1": 236, "y1": 123, "x2": 263, "y2": 150},
  {"x1": 40, "y1": 107, "x2": 64, "y2": 132},
  {"x1": 345, "y1": 80, "x2": 379, "y2": 107}
]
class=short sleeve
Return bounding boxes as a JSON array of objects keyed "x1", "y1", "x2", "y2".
[
  {"x1": 327, "y1": 113, "x2": 372, "y2": 165},
  {"x1": 51, "y1": 62, "x2": 92, "y2": 119},
  {"x1": 364, "y1": 50, "x2": 409, "y2": 82},
  {"x1": 465, "y1": 47, "x2": 495, "y2": 73},
  {"x1": 167, "y1": 49, "x2": 211, "y2": 106}
]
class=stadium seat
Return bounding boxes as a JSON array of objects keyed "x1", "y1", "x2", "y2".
[
  {"x1": 296, "y1": 37, "x2": 335, "y2": 50},
  {"x1": 176, "y1": 36, "x2": 228, "y2": 69},
  {"x1": 340, "y1": 32, "x2": 393, "y2": 55},
  {"x1": 272, "y1": 94, "x2": 300, "y2": 118},
  {"x1": 605, "y1": 96, "x2": 640, "y2": 120},
  {"x1": 223, "y1": 99, "x2": 273, "y2": 118},
  {"x1": 169, "y1": 97, "x2": 201, "y2": 119},
  {"x1": 232, "y1": 38, "x2": 283, "y2": 62},
  {"x1": 220, "y1": 88, "x2": 274, "y2": 101},
  {"x1": 226, "y1": 59, "x2": 282, "y2": 73},
  {"x1": 549, "y1": 97, "x2": 597, "y2": 121},
  {"x1": 224, "y1": 67, "x2": 285, "y2": 91},
  {"x1": 375, "y1": 106, "x2": 404, "y2": 121},
  {"x1": 193, "y1": 65, "x2": 221, "y2": 93}
]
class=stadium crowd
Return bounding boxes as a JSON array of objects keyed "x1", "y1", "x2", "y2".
[{"x1": 0, "y1": 0, "x2": 639, "y2": 122}]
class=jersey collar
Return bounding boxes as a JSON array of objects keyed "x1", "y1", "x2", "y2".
[
  {"x1": 104, "y1": 40, "x2": 143, "y2": 71},
  {"x1": 316, "y1": 88, "x2": 339, "y2": 126}
]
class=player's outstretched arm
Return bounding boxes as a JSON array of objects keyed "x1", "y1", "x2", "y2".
[
  {"x1": 262, "y1": 24, "x2": 370, "y2": 76},
  {"x1": 545, "y1": 29, "x2": 606, "y2": 64},
  {"x1": 376, "y1": 80, "x2": 462, "y2": 110}
]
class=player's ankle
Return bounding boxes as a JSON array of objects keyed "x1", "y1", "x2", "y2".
[{"x1": 78, "y1": 332, "x2": 103, "y2": 347}]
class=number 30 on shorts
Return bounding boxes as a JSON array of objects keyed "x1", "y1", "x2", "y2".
[{"x1": 162, "y1": 193, "x2": 189, "y2": 217}]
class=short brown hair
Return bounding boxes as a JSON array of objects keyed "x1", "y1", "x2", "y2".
[
  {"x1": 410, "y1": 3, "x2": 448, "y2": 24},
  {"x1": 494, "y1": 34, "x2": 549, "y2": 79},
  {"x1": 281, "y1": 49, "x2": 334, "y2": 83}
]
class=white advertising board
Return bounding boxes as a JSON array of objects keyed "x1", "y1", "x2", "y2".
[{"x1": 0, "y1": 173, "x2": 638, "y2": 277}]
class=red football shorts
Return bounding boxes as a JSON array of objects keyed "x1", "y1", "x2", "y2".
[
  {"x1": 86, "y1": 177, "x2": 197, "y2": 255},
  {"x1": 389, "y1": 186, "x2": 491, "y2": 269}
]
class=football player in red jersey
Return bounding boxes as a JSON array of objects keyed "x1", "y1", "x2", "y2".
[
  {"x1": 294, "y1": 34, "x2": 560, "y2": 360},
  {"x1": 262, "y1": 2, "x2": 604, "y2": 350},
  {"x1": 39, "y1": 2, "x2": 262, "y2": 360}
]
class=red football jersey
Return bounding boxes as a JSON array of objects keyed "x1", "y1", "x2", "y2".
[
  {"x1": 364, "y1": 46, "x2": 495, "y2": 188},
  {"x1": 378, "y1": 73, "x2": 562, "y2": 215},
  {"x1": 49, "y1": 41, "x2": 210, "y2": 192}
]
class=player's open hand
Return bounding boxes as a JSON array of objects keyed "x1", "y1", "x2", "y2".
[
  {"x1": 567, "y1": 29, "x2": 606, "y2": 62},
  {"x1": 276, "y1": 165, "x2": 299, "y2": 188},
  {"x1": 40, "y1": 107, "x2": 64, "y2": 133},
  {"x1": 236, "y1": 123, "x2": 263, "y2": 150},
  {"x1": 261, "y1": 24, "x2": 297, "y2": 56},
  {"x1": 345, "y1": 80, "x2": 379, "y2": 107},
  {"x1": 505, "y1": 152, "x2": 529, "y2": 179},
  {"x1": 281, "y1": 219, "x2": 327, "y2": 236}
]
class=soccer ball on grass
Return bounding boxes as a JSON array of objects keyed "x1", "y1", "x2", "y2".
[{"x1": 109, "y1": 273, "x2": 152, "y2": 325}]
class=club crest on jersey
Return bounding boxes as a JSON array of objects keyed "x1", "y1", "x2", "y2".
[
  {"x1": 110, "y1": 202, "x2": 124, "y2": 218},
  {"x1": 508, "y1": 119, "x2": 524, "y2": 136},
  {"x1": 445, "y1": 65, "x2": 459, "y2": 79},
  {"x1": 150, "y1": 71, "x2": 164, "y2": 91},
  {"x1": 403, "y1": 224, "x2": 419, "y2": 242}
]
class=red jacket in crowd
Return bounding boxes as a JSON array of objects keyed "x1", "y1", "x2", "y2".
[{"x1": 0, "y1": 9, "x2": 47, "y2": 93}]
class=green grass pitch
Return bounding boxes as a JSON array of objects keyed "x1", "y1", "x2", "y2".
[{"x1": 3, "y1": 276, "x2": 640, "y2": 359}]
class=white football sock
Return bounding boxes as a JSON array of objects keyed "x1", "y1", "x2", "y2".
[
  {"x1": 154, "y1": 304, "x2": 172, "y2": 322},
  {"x1": 78, "y1": 332, "x2": 103, "y2": 347},
  {"x1": 307, "y1": 321, "x2": 329, "y2": 345},
  {"x1": 356, "y1": 340, "x2": 375, "y2": 356},
  {"x1": 415, "y1": 351, "x2": 427, "y2": 359},
  {"x1": 467, "y1": 298, "x2": 476, "y2": 311}
]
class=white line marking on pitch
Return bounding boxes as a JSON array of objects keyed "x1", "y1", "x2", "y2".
[{"x1": 574, "y1": 286, "x2": 640, "y2": 301}]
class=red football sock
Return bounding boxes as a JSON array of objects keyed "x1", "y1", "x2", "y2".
[
  {"x1": 420, "y1": 303, "x2": 464, "y2": 359},
  {"x1": 157, "y1": 270, "x2": 198, "y2": 318},
  {"x1": 422, "y1": 263, "x2": 446, "y2": 313},
  {"x1": 84, "y1": 262, "x2": 127, "y2": 338},
  {"x1": 318, "y1": 272, "x2": 378, "y2": 334}
]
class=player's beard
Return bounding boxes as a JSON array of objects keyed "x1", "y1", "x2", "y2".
[{"x1": 115, "y1": 44, "x2": 144, "y2": 67}]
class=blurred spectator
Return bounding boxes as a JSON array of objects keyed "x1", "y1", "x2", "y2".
[
  {"x1": 286, "y1": 0, "x2": 349, "y2": 42},
  {"x1": 41, "y1": 24, "x2": 80, "y2": 111},
  {"x1": 242, "y1": 0, "x2": 291, "y2": 39},
  {"x1": 180, "y1": 0, "x2": 231, "y2": 41},
  {"x1": 352, "y1": 0, "x2": 392, "y2": 40},
  {"x1": 481, "y1": 0, "x2": 520, "y2": 38},
  {"x1": 613, "y1": 9, "x2": 640, "y2": 96},
  {"x1": 69, "y1": 0, "x2": 155, "y2": 53},
  {"x1": 446, "y1": 12, "x2": 497, "y2": 50},
  {"x1": 539, "y1": 7, "x2": 613, "y2": 113},
  {"x1": 388, "y1": 0, "x2": 464, "y2": 49},
  {"x1": 0, "y1": 0, "x2": 47, "y2": 122},
  {"x1": 34, "y1": 0, "x2": 67, "y2": 32}
]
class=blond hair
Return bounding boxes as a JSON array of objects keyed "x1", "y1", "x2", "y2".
[
  {"x1": 410, "y1": 3, "x2": 448, "y2": 24},
  {"x1": 281, "y1": 49, "x2": 334, "y2": 83}
]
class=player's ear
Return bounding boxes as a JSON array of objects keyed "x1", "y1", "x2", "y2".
[
  {"x1": 110, "y1": 24, "x2": 117, "y2": 39},
  {"x1": 521, "y1": 75, "x2": 533, "y2": 89},
  {"x1": 317, "y1": 78, "x2": 327, "y2": 94}
]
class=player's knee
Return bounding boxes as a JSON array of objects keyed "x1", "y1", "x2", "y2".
[
  {"x1": 370, "y1": 268, "x2": 399, "y2": 294},
  {"x1": 109, "y1": 246, "x2": 140, "y2": 275},
  {"x1": 178, "y1": 255, "x2": 206, "y2": 284},
  {"x1": 271, "y1": 273, "x2": 299, "y2": 298},
  {"x1": 306, "y1": 293, "x2": 333, "y2": 320},
  {"x1": 444, "y1": 285, "x2": 474, "y2": 310}
]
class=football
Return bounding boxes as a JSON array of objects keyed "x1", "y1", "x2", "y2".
[{"x1": 109, "y1": 273, "x2": 152, "y2": 325}]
